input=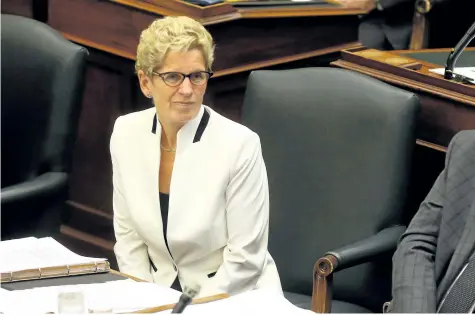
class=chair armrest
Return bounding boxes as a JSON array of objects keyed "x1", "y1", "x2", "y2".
[
  {"x1": 1, "y1": 172, "x2": 68, "y2": 205},
  {"x1": 311, "y1": 225, "x2": 406, "y2": 313},
  {"x1": 325, "y1": 225, "x2": 406, "y2": 272}
]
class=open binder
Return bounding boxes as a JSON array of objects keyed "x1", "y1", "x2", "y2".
[{"x1": 0, "y1": 237, "x2": 110, "y2": 283}]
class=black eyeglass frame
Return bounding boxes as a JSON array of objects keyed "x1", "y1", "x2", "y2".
[{"x1": 151, "y1": 71, "x2": 214, "y2": 87}]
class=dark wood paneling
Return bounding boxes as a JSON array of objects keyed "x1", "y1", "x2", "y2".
[
  {"x1": 68, "y1": 62, "x2": 124, "y2": 214},
  {"x1": 417, "y1": 93, "x2": 475, "y2": 147},
  {"x1": 1, "y1": 0, "x2": 34, "y2": 18},
  {"x1": 1, "y1": 0, "x2": 48, "y2": 21},
  {"x1": 47, "y1": 0, "x2": 359, "y2": 72},
  {"x1": 65, "y1": 201, "x2": 114, "y2": 240},
  {"x1": 48, "y1": 0, "x2": 156, "y2": 60},
  {"x1": 207, "y1": 17, "x2": 358, "y2": 71},
  {"x1": 57, "y1": 225, "x2": 118, "y2": 270}
]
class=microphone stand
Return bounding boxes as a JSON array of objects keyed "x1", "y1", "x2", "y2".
[{"x1": 444, "y1": 20, "x2": 475, "y2": 83}]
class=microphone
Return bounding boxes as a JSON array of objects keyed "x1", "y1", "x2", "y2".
[
  {"x1": 444, "y1": 20, "x2": 475, "y2": 82},
  {"x1": 171, "y1": 283, "x2": 201, "y2": 313}
]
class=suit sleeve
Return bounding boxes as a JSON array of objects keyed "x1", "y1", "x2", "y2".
[
  {"x1": 110, "y1": 117, "x2": 153, "y2": 282},
  {"x1": 200, "y1": 133, "x2": 272, "y2": 296},
  {"x1": 390, "y1": 133, "x2": 460, "y2": 313},
  {"x1": 379, "y1": 0, "x2": 414, "y2": 10}
]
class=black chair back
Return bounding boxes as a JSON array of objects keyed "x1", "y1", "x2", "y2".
[
  {"x1": 1, "y1": 14, "x2": 88, "y2": 238},
  {"x1": 241, "y1": 67, "x2": 420, "y2": 311},
  {"x1": 2, "y1": 14, "x2": 87, "y2": 187}
]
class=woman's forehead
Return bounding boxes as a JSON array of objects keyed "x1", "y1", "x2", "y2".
[{"x1": 159, "y1": 49, "x2": 206, "y2": 72}]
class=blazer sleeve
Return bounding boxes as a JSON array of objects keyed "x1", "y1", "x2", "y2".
[
  {"x1": 200, "y1": 132, "x2": 271, "y2": 296},
  {"x1": 389, "y1": 133, "x2": 460, "y2": 313},
  {"x1": 110, "y1": 117, "x2": 153, "y2": 282}
]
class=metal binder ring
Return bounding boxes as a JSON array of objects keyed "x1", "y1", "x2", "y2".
[
  {"x1": 9, "y1": 272, "x2": 13, "y2": 282},
  {"x1": 66, "y1": 265, "x2": 70, "y2": 276},
  {"x1": 94, "y1": 261, "x2": 98, "y2": 272},
  {"x1": 38, "y1": 268, "x2": 42, "y2": 279}
]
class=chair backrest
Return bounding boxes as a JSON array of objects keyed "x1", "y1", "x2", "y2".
[
  {"x1": 1, "y1": 14, "x2": 88, "y2": 188},
  {"x1": 241, "y1": 67, "x2": 420, "y2": 311}
]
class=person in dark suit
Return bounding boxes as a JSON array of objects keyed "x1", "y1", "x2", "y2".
[
  {"x1": 386, "y1": 130, "x2": 475, "y2": 313},
  {"x1": 338, "y1": 0, "x2": 415, "y2": 50},
  {"x1": 359, "y1": 0, "x2": 415, "y2": 50},
  {"x1": 342, "y1": 0, "x2": 475, "y2": 50}
]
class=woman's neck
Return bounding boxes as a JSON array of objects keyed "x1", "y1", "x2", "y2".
[{"x1": 160, "y1": 122, "x2": 182, "y2": 149}]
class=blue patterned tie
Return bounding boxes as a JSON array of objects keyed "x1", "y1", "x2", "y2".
[{"x1": 438, "y1": 253, "x2": 475, "y2": 313}]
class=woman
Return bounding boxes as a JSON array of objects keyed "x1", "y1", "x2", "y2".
[{"x1": 110, "y1": 16, "x2": 282, "y2": 298}]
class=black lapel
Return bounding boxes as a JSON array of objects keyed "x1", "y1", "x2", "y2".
[
  {"x1": 193, "y1": 108, "x2": 210, "y2": 143},
  {"x1": 151, "y1": 113, "x2": 157, "y2": 134}
]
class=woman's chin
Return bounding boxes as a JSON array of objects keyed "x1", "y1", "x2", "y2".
[{"x1": 171, "y1": 107, "x2": 200, "y2": 124}]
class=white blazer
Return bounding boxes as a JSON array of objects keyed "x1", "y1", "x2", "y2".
[{"x1": 110, "y1": 105, "x2": 282, "y2": 297}]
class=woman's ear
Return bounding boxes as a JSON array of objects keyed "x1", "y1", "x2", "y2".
[{"x1": 138, "y1": 70, "x2": 153, "y2": 98}]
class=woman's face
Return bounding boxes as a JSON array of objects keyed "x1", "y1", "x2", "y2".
[{"x1": 139, "y1": 48, "x2": 208, "y2": 128}]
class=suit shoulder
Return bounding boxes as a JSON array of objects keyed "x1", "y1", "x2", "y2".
[
  {"x1": 451, "y1": 130, "x2": 475, "y2": 147},
  {"x1": 110, "y1": 108, "x2": 155, "y2": 153},
  {"x1": 113, "y1": 108, "x2": 155, "y2": 134},
  {"x1": 449, "y1": 130, "x2": 475, "y2": 156},
  {"x1": 208, "y1": 107, "x2": 258, "y2": 144},
  {"x1": 446, "y1": 130, "x2": 475, "y2": 169}
]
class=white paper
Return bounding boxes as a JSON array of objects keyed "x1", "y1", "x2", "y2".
[
  {"x1": 1, "y1": 285, "x2": 315, "y2": 315},
  {"x1": 0, "y1": 237, "x2": 107, "y2": 273},
  {"x1": 161, "y1": 289, "x2": 315, "y2": 315},
  {"x1": 0, "y1": 279, "x2": 182, "y2": 314},
  {"x1": 0, "y1": 287, "x2": 11, "y2": 304},
  {"x1": 430, "y1": 67, "x2": 475, "y2": 82}
]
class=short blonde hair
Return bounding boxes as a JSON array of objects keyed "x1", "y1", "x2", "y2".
[{"x1": 135, "y1": 16, "x2": 215, "y2": 76}]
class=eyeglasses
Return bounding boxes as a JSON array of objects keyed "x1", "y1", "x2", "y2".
[{"x1": 152, "y1": 71, "x2": 213, "y2": 87}]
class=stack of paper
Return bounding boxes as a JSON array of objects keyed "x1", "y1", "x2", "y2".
[
  {"x1": 429, "y1": 67, "x2": 475, "y2": 83},
  {"x1": 0, "y1": 237, "x2": 107, "y2": 274}
]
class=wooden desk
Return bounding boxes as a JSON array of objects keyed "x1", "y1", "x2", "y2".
[
  {"x1": 2, "y1": 0, "x2": 366, "y2": 262},
  {"x1": 331, "y1": 47, "x2": 475, "y2": 222}
]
